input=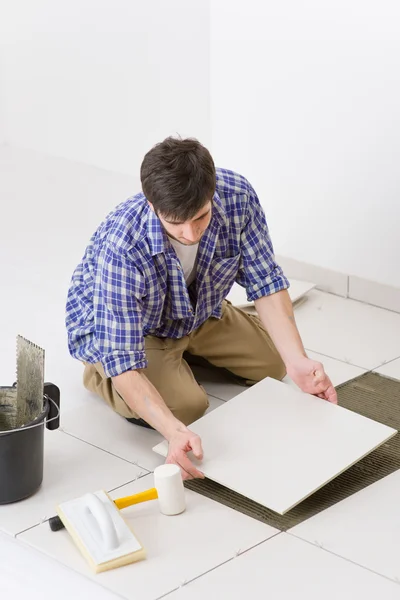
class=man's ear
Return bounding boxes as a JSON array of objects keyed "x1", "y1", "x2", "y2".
[{"x1": 148, "y1": 201, "x2": 155, "y2": 213}]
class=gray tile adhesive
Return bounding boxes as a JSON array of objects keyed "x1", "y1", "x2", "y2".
[{"x1": 184, "y1": 372, "x2": 400, "y2": 531}]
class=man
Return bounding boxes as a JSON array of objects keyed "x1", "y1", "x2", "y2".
[{"x1": 66, "y1": 137, "x2": 337, "y2": 480}]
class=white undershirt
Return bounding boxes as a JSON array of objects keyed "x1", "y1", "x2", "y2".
[{"x1": 168, "y1": 236, "x2": 199, "y2": 286}]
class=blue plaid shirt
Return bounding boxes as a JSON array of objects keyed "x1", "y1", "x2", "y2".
[{"x1": 66, "y1": 169, "x2": 289, "y2": 377}]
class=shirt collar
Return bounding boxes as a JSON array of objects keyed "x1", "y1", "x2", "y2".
[
  {"x1": 146, "y1": 191, "x2": 228, "y2": 257},
  {"x1": 146, "y1": 204, "x2": 168, "y2": 256}
]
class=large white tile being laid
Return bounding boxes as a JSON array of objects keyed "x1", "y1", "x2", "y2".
[
  {"x1": 227, "y1": 278, "x2": 315, "y2": 307},
  {"x1": 153, "y1": 377, "x2": 396, "y2": 515},
  {"x1": 0, "y1": 531, "x2": 119, "y2": 599},
  {"x1": 289, "y1": 469, "x2": 400, "y2": 583},
  {"x1": 168, "y1": 533, "x2": 400, "y2": 600},
  {"x1": 19, "y1": 473, "x2": 278, "y2": 600},
  {"x1": 374, "y1": 358, "x2": 400, "y2": 381},
  {"x1": 294, "y1": 290, "x2": 400, "y2": 369},
  {"x1": 0, "y1": 430, "x2": 144, "y2": 536}
]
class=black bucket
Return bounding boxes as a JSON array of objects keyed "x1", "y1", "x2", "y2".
[{"x1": 0, "y1": 382, "x2": 60, "y2": 504}]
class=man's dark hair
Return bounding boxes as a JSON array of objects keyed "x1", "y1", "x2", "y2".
[{"x1": 140, "y1": 136, "x2": 216, "y2": 222}]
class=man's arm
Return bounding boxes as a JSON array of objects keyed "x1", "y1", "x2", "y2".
[
  {"x1": 112, "y1": 370, "x2": 205, "y2": 479},
  {"x1": 255, "y1": 290, "x2": 337, "y2": 403},
  {"x1": 254, "y1": 289, "x2": 306, "y2": 364},
  {"x1": 234, "y1": 178, "x2": 337, "y2": 403},
  {"x1": 96, "y1": 245, "x2": 204, "y2": 479}
]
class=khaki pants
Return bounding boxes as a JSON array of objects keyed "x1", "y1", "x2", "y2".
[{"x1": 83, "y1": 300, "x2": 286, "y2": 426}]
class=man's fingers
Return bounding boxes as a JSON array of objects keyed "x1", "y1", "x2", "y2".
[
  {"x1": 313, "y1": 370, "x2": 338, "y2": 404},
  {"x1": 324, "y1": 384, "x2": 338, "y2": 404},
  {"x1": 180, "y1": 468, "x2": 194, "y2": 481},
  {"x1": 190, "y1": 436, "x2": 204, "y2": 460},
  {"x1": 175, "y1": 451, "x2": 204, "y2": 480},
  {"x1": 313, "y1": 369, "x2": 326, "y2": 385}
]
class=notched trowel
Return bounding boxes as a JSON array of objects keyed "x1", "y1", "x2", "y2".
[{"x1": 0, "y1": 335, "x2": 45, "y2": 430}]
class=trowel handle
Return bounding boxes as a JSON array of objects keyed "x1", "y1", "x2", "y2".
[
  {"x1": 115, "y1": 488, "x2": 158, "y2": 509},
  {"x1": 44, "y1": 382, "x2": 60, "y2": 430}
]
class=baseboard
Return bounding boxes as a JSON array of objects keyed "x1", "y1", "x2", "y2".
[
  {"x1": 276, "y1": 255, "x2": 400, "y2": 314},
  {"x1": 349, "y1": 276, "x2": 400, "y2": 314}
]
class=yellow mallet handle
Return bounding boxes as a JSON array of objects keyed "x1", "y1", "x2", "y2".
[{"x1": 114, "y1": 488, "x2": 158, "y2": 510}]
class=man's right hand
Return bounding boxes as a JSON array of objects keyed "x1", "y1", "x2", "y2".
[{"x1": 166, "y1": 427, "x2": 205, "y2": 480}]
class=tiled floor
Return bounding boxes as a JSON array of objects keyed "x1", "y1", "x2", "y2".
[
  {"x1": 20, "y1": 474, "x2": 278, "y2": 600},
  {"x1": 289, "y1": 469, "x2": 400, "y2": 584},
  {"x1": 163, "y1": 534, "x2": 400, "y2": 599},
  {"x1": 1, "y1": 147, "x2": 400, "y2": 599}
]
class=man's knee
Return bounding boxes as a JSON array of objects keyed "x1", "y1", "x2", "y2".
[{"x1": 172, "y1": 385, "x2": 209, "y2": 426}]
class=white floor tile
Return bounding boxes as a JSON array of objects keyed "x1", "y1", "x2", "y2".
[
  {"x1": 374, "y1": 358, "x2": 400, "y2": 381},
  {"x1": 0, "y1": 531, "x2": 118, "y2": 599},
  {"x1": 153, "y1": 378, "x2": 395, "y2": 515},
  {"x1": 0, "y1": 430, "x2": 144, "y2": 536},
  {"x1": 289, "y1": 470, "x2": 400, "y2": 583},
  {"x1": 294, "y1": 290, "x2": 400, "y2": 369},
  {"x1": 166, "y1": 533, "x2": 400, "y2": 599},
  {"x1": 19, "y1": 473, "x2": 277, "y2": 600}
]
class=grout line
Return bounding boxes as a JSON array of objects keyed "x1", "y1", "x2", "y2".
[
  {"x1": 107, "y1": 472, "x2": 152, "y2": 494},
  {"x1": 307, "y1": 349, "x2": 400, "y2": 376},
  {"x1": 16, "y1": 522, "x2": 49, "y2": 537},
  {"x1": 58, "y1": 429, "x2": 152, "y2": 473},
  {"x1": 287, "y1": 532, "x2": 400, "y2": 587},
  {"x1": 155, "y1": 533, "x2": 283, "y2": 600},
  {"x1": 207, "y1": 392, "x2": 229, "y2": 402},
  {"x1": 304, "y1": 348, "x2": 369, "y2": 371},
  {"x1": 370, "y1": 355, "x2": 400, "y2": 373}
]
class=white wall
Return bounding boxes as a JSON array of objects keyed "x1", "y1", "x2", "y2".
[
  {"x1": 0, "y1": 52, "x2": 6, "y2": 144},
  {"x1": 210, "y1": 0, "x2": 400, "y2": 288},
  {"x1": 3, "y1": 1, "x2": 400, "y2": 288},
  {"x1": 0, "y1": 0, "x2": 211, "y2": 176}
]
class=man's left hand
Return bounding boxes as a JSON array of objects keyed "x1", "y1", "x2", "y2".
[{"x1": 286, "y1": 356, "x2": 338, "y2": 404}]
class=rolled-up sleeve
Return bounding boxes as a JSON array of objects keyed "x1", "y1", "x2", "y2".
[
  {"x1": 94, "y1": 244, "x2": 147, "y2": 377},
  {"x1": 236, "y1": 185, "x2": 290, "y2": 302}
]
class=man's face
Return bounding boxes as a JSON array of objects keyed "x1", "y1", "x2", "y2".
[{"x1": 150, "y1": 201, "x2": 212, "y2": 246}]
